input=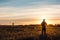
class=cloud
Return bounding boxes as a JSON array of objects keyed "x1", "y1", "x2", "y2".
[
  {"x1": 0, "y1": 5, "x2": 60, "y2": 20},
  {"x1": 0, "y1": 0, "x2": 60, "y2": 24}
]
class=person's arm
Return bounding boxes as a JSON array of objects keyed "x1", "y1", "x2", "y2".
[
  {"x1": 45, "y1": 22, "x2": 47, "y2": 26},
  {"x1": 41, "y1": 22, "x2": 43, "y2": 26}
]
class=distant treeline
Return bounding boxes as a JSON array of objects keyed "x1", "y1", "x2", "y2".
[{"x1": 0, "y1": 24, "x2": 60, "y2": 27}]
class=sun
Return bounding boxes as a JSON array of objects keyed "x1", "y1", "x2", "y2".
[{"x1": 40, "y1": 16, "x2": 50, "y2": 24}]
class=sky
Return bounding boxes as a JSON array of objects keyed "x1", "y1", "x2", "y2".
[{"x1": 0, "y1": 0, "x2": 60, "y2": 25}]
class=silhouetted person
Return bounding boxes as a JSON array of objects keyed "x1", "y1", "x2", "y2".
[
  {"x1": 12, "y1": 22, "x2": 14, "y2": 26},
  {"x1": 41, "y1": 19, "x2": 47, "y2": 35}
]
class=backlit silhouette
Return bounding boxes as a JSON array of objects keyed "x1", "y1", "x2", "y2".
[{"x1": 41, "y1": 19, "x2": 47, "y2": 35}]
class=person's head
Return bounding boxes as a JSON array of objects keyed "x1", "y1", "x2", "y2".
[{"x1": 43, "y1": 19, "x2": 45, "y2": 22}]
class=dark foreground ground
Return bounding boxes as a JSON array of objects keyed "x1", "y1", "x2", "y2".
[{"x1": 0, "y1": 25, "x2": 60, "y2": 40}]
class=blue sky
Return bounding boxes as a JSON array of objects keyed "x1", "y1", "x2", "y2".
[
  {"x1": 0, "y1": 0, "x2": 60, "y2": 7},
  {"x1": 0, "y1": 0, "x2": 60, "y2": 25}
]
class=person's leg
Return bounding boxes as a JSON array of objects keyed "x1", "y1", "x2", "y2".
[
  {"x1": 42, "y1": 29, "x2": 43, "y2": 35},
  {"x1": 44, "y1": 28, "x2": 46, "y2": 35}
]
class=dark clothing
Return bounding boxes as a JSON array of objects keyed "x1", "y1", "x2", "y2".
[
  {"x1": 42, "y1": 26, "x2": 46, "y2": 31},
  {"x1": 41, "y1": 22, "x2": 47, "y2": 31},
  {"x1": 41, "y1": 22, "x2": 47, "y2": 27},
  {"x1": 41, "y1": 21, "x2": 47, "y2": 35}
]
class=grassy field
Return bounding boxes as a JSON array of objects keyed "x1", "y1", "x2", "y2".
[{"x1": 0, "y1": 25, "x2": 60, "y2": 40}]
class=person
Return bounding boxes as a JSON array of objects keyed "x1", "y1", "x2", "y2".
[{"x1": 41, "y1": 19, "x2": 47, "y2": 35}]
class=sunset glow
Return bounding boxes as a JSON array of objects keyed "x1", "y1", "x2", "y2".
[
  {"x1": 0, "y1": 0, "x2": 60, "y2": 25},
  {"x1": 39, "y1": 16, "x2": 50, "y2": 24}
]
